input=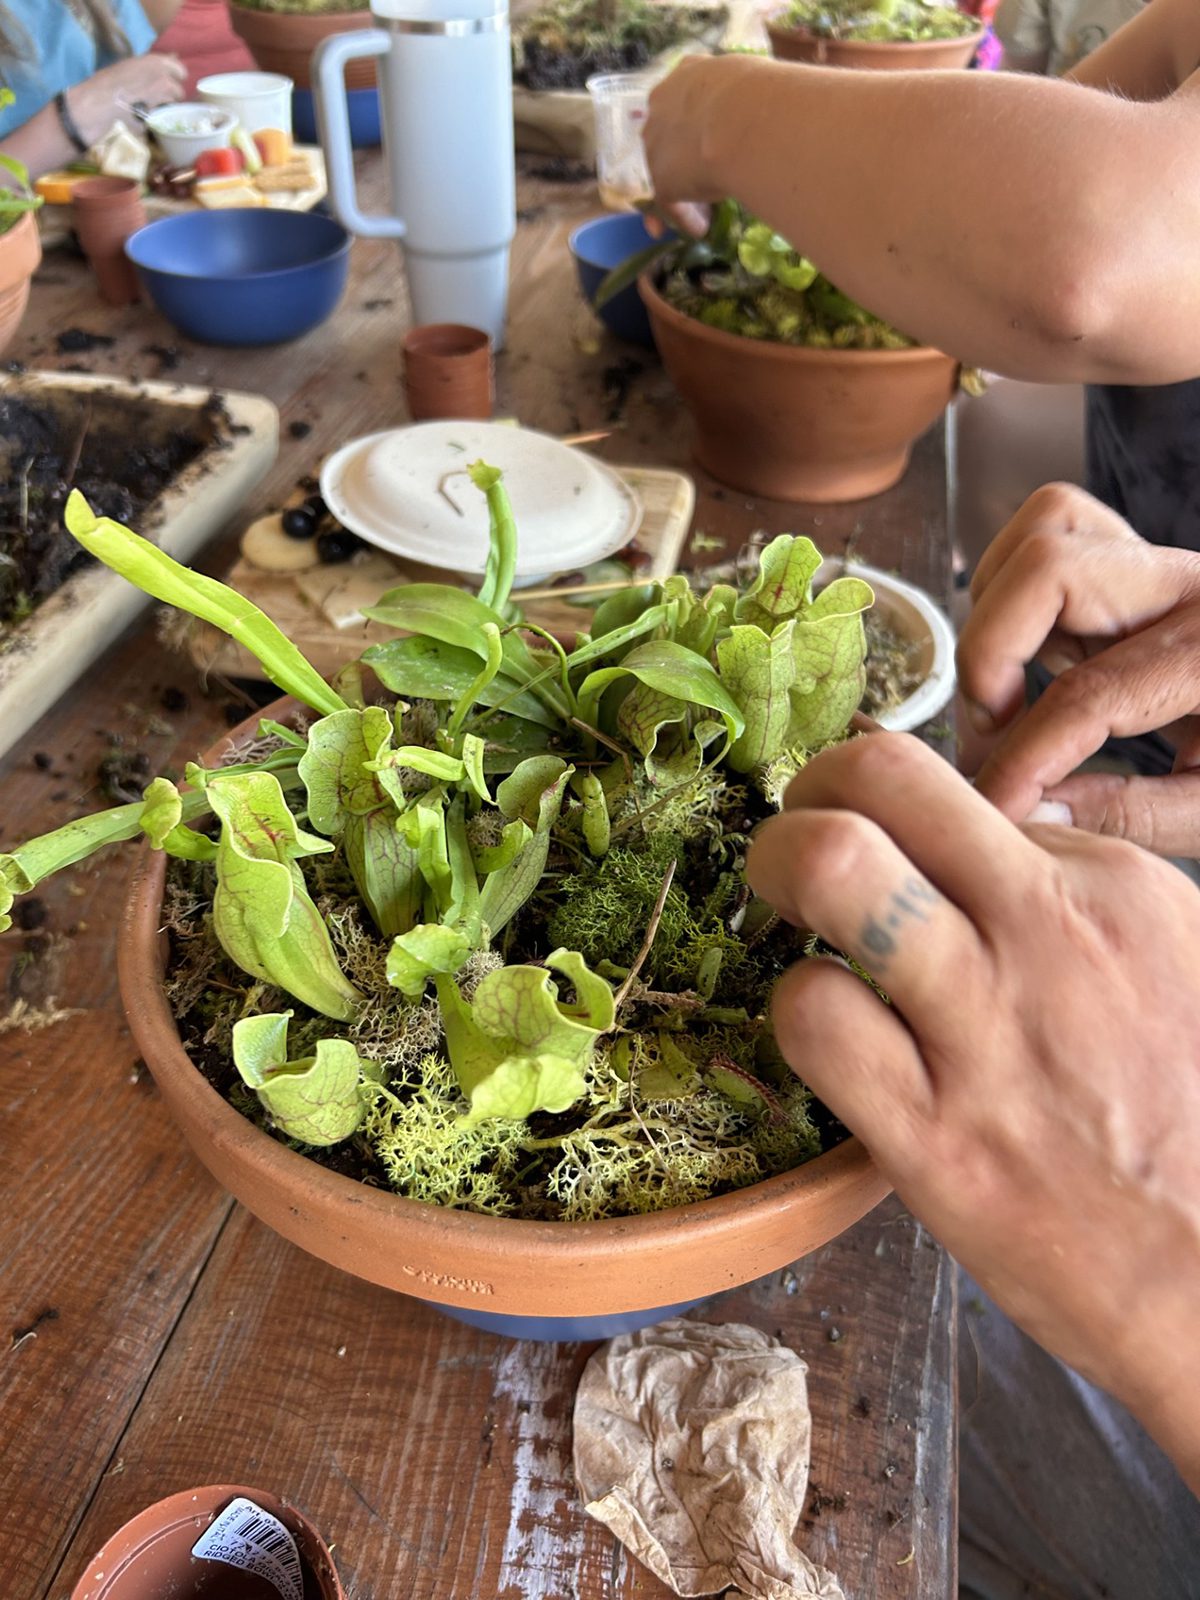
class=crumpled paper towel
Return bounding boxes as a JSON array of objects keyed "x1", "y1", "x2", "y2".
[{"x1": 573, "y1": 1319, "x2": 846, "y2": 1600}]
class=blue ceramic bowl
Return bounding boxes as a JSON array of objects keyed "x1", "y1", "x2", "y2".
[
  {"x1": 292, "y1": 86, "x2": 381, "y2": 147},
  {"x1": 125, "y1": 209, "x2": 352, "y2": 346},
  {"x1": 569, "y1": 211, "x2": 666, "y2": 348}
]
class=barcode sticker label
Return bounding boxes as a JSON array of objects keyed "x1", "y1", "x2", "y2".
[{"x1": 191, "y1": 1496, "x2": 304, "y2": 1600}]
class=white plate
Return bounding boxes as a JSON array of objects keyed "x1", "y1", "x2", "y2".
[{"x1": 320, "y1": 421, "x2": 642, "y2": 582}]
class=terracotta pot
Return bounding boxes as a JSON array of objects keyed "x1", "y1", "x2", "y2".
[
  {"x1": 72, "y1": 177, "x2": 146, "y2": 305},
  {"x1": 0, "y1": 209, "x2": 41, "y2": 357},
  {"x1": 118, "y1": 700, "x2": 890, "y2": 1328},
  {"x1": 228, "y1": 3, "x2": 376, "y2": 90},
  {"x1": 640, "y1": 274, "x2": 958, "y2": 503},
  {"x1": 69, "y1": 1483, "x2": 343, "y2": 1599},
  {"x1": 403, "y1": 322, "x2": 494, "y2": 420},
  {"x1": 766, "y1": 16, "x2": 983, "y2": 68}
]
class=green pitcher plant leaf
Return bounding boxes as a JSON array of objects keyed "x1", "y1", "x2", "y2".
[
  {"x1": 232, "y1": 1011, "x2": 381, "y2": 1146},
  {"x1": 478, "y1": 757, "x2": 573, "y2": 936},
  {"x1": 361, "y1": 635, "x2": 558, "y2": 730},
  {"x1": 64, "y1": 493, "x2": 348, "y2": 718},
  {"x1": 206, "y1": 771, "x2": 362, "y2": 1022},
  {"x1": 0, "y1": 784, "x2": 219, "y2": 932},
  {"x1": 733, "y1": 533, "x2": 825, "y2": 632},
  {"x1": 138, "y1": 777, "x2": 218, "y2": 861},
  {"x1": 386, "y1": 922, "x2": 473, "y2": 998},
  {"x1": 435, "y1": 948, "x2": 613, "y2": 1123}
]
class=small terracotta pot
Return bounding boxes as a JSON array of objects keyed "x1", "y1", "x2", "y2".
[
  {"x1": 118, "y1": 700, "x2": 889, "y2": 1321},
  {"x1": 403, "y1": 322, "x2": 494, "y2": 421},
  {"x1": 0, "y1": 210, "x2": 41, "y2": 357},
  {"x1": 766, "y1": 16, "x2": 983, "y2": 68},
  {"x1": 69, "y1": 1484, "x2": 343, "y2": 1599},
  {"x1": 228, "y1": 3, "x2": 376, "y2": 90},
  {"x1": 640, "y1": 274, "x2": 958, "y2": 503},
  {"x1": 72, "y1": 177, "x2": 146, "y2": 306}
]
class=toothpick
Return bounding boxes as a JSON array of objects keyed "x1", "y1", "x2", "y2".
[{"x1": 515, "y1": 573, "x2": 652, "y2": 602}]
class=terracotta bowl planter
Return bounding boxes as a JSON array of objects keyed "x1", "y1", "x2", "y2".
[
  {"x1": 640, "y1": 274, "x2": 958, "y2": 503},
  {"x1": 766, "y1": 15, "x2": 983, "y2": 68},
  {"x1": 118, "y1": 700, "x2": 890, "y2": 1340},
  {"x1": 0, "y1": 211, "x2": 41, "y2": 357},
  {"x1": 228, "y1": 3, "x2": 376, "y2": 90}
]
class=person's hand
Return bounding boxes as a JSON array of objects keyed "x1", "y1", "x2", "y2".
[
  {"x1": 746, "y1": 732, "x2": 1200, "y2": 1489},
  {"x1": 66, "y1": 54, "x2": 187, "y2": 148},
  {"x1": 642, "y1": 55, "x2": 761, "y2": 237},
  {"x1": 958, "y1": 482, "x2": 1200, "y2": 855}
]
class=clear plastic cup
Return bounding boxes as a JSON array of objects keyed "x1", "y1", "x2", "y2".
[{"x1": 586, "y1": 72, "x2": 656, "y2": 212}]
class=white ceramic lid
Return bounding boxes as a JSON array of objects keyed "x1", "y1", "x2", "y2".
[{"x1": 320, "y1": 422, "x2": 641, "y2": 581}]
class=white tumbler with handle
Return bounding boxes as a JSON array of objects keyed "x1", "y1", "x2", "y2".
[{"x1": 314, "y1": 0, "x2": 515, "y2": 346}]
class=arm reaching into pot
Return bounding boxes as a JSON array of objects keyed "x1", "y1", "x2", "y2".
[
  {"x1": 957, "y1": 482, "x2": 1200, "y2": 854},
  {"x1": 640, "y1": 0, "x2": 1200, "y2": 385},
  {"x1": 745, "y1": 733, "x2": 1200, "y2": 1494}
]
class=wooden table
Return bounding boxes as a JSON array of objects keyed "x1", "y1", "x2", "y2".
[{"x1": 0, "y1": 156, "x2": 956, "y2": 1600}]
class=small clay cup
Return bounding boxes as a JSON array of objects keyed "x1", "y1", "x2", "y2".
[
  {"x1": 72, "y1": 176, "x2": 146, "y2": 306},
  {"x1": 403, "y1": 322, "x2": 493, "y2": 421},
  {"x1": 69, "y1": 1483, "x2": 344, "y2": 1599}
]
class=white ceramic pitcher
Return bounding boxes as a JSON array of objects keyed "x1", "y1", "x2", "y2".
[{"x1": 313, "y1": 0, "x2": 515, "y2": 346}]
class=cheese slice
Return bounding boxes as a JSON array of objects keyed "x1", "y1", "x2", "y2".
[
  {"x1": 34, "y1": 170, "x2": 79, "y2": 204},
  {"x1": 195, "y1": 177, "x2": 266, "y2": 209}
]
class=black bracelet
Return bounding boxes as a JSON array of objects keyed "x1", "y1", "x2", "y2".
[{"x1": 54, "y1": 88, "x2": 89, "y2": 154}]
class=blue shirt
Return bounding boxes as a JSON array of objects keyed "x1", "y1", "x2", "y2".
[{"x1": 0, "y1": 0, "x2": 156, "y2": 137}]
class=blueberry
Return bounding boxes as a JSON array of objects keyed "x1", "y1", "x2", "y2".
[
  {"x1": 317, "y1": 528, "x2": 362, "y2": 564},
  {"x1": 303, "y1": 493, "x2": 328, "y2": 522},
  {"x1": 282, "y1": 506, "x2": 316, "y2": 540}
]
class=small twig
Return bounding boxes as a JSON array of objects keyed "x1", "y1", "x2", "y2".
[
  {"x1": 515, "y1": 573, "x2": 652, "y2": 603},
  {"x1": 16, "y1": 456, "x2": 31, "y2": 539},
  {"x1": 613, "y1": 860, "x2": 676, "y2": 1012},
  {"x1": 568, "y1": 715, "x2": 637, "y2": 791},
  {"x1": 63, "y1": 399, "x2": 93, "y2": 490},
  {"x1": 558, "y1": 429, "x2": 612, "y2": 448}
]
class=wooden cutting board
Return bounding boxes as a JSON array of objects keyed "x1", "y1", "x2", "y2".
[{"x1": 184, "y1": 463, "x2": 695, "y2": 682}]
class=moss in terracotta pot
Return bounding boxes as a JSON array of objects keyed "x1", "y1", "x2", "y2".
[
  {"x1": 598, "y1": 201, "x2": 962, "y2": 500},
  {"x1": 514, "y1": 0, "x2": 729, "y2": 91},
  {"x1": 1, "y1": 464, "x2": 883, "y2": 1226},
  {"x1": 766, "y1": 0, "x2": 981, "y2": 66}
]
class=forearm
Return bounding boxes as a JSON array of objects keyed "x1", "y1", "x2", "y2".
[
  {"x1": 1, "y1": 98, "x2": 85, "y2": 181},
  {"x1": 698, "y1": 58, "x2": 1200, "y2": 383}
]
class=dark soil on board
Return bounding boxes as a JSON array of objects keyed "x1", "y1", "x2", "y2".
[{"x1": 0, "y1": 386, "x2": 225, "y2": 628}]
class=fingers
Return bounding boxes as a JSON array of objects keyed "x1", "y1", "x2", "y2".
[
  {"x1": 1035, "y1": 770, "x2": 1200, "y2": 857},
  {"x1": 973, "y1": 624, "x2": 1200, "y2": 822},
  {"x1": 960, "y1": 487, "x2": 1196, "y2": 731},
  {"x1": 770, "y1": 958, "x2": 934, "y2": 1161},
  {"x1": 747, "y1": 800, "x2": 986, "y2": 1031},
  {"x1": 778, "y1": 732, "x2": 1037, "y2": 922}
]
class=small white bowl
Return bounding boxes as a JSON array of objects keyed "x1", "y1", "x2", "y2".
[{"x1": 145, "y1": 103, "x2": 236, "y2": 167}]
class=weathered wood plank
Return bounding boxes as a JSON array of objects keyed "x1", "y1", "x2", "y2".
[{"x1": 51, "y1": 1197, "x2": 952, "y2": 1600}]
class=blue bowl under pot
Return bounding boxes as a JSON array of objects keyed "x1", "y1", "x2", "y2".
[
  {"x1": 569, "y1": 211, "x2": 667, "y2": 349},
  {"x1": 433, "y1": 1295, "x2": 704, "y2": 1342},
  {"x1": 293, "y1": 85, "x2": 381, "y2": 147},
  {"x1": 125, "y1": 209, "x2": 352, "y2": 346}
]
